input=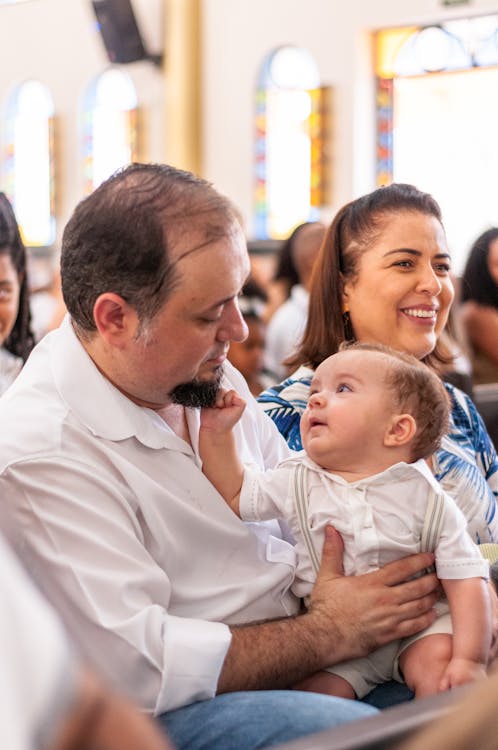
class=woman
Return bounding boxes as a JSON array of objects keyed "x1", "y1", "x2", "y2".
[
  {"x1": 258, "y1": 183, "x2": 498, "y2": 544},
  {"x1": 0, "y1": 193, "x2": 35, "y2": 394},
  {"x1": 460, "y1": 227, "x2": 498, "y2": 384}
]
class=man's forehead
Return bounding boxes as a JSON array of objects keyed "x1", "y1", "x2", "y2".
[{"x1": 166, "y1": 220, "x2": 245, "y2": 264}]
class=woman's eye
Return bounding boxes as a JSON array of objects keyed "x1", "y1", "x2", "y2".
[
  {"x1": 434, "y1": 263, "x2": 450, "y2": 274},
  {"x1": 393, "y1": 260, "x2": 413, "y2": 269}
]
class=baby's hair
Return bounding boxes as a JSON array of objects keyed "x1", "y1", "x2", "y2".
[{"x1": 339, "y1": 342, "x2": 451, "y2": 460}]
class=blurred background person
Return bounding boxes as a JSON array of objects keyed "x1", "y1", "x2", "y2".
[
  {"x1": 0, "y1": 525, "x2": 174, "y2": 750},
  {"x1": 265, "y1": 221, "x2": 326, "y2": 380},
  {"x1": 460, "y1": 227, "x2": 498, "y2": 385},
  {"x1": 30, "y1": 267, "x2": 66, "y2": 343},
  {"x1": 227, "y1": 278, "x2": 276, "y2": 397},
  {"x1": 261, "y1": 226, "x2": 301, "y2": 324},
  {"x1": 0, "y1": 193, "x2": 35, "y2": 394}
]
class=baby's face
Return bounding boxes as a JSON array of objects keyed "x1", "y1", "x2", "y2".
[{"x1": 300, "y1": 350, "x2": 395, "y2": 469}]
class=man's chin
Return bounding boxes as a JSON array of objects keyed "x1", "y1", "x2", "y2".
[{"x1": 169, "y1": 368, "x2": 223, "y2": 408}]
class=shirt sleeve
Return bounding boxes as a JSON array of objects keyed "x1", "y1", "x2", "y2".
[
  {"x1": 240, "y1": 465, "x2": 292, "y2": 523},
  {"x1": 437, "y1": 383, "x2": 498, "y2": 543},
  {"x1": 435, "y1": 492, "x2": 490, "y2": 580},
  {"x1": 0, "y1": 460, "x2": 232, "y2": 716}
]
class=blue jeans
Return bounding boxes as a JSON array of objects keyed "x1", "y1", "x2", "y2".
[
  {"x1": 158, "y1": 690, "x2": 378, "y2": 750},
  {"x1": 363, "y1": 681, "x2": 414, "y2": 708}
]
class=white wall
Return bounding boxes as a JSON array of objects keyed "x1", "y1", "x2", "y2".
[
  {"x1": 2, "y1": 0, "x2": 498, "y2": 244},
  {"x1": 0, "y1": 0, "x2": 164, "y2": 249},
  {"x1": 202, "y1": 0, "x2": 498, "y2": 235}
]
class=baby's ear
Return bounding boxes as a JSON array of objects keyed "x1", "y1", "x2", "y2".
[{"x1": 383, "y1": 413, "x2": 417, "y2": 447}]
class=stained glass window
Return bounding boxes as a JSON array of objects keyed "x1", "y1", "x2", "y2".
[
  {"x1": 3, "y1": 80, "x2": 55, "y2": 247},
  {"x1": 83, "y1": 68, "x2": 138, "y2": 193},
  {"x1": 254, "y1": 46, "x2": 330, "y2": 240},
  {"x1": 375, "y1": 15, "x2": 498, "y2": 272}
]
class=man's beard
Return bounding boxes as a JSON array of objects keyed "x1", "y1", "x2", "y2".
[{"x1": 169, "y1": 368, "x2": 223, "y2": 408}]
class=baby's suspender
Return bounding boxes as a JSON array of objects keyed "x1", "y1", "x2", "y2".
[
  {"x1": 293, "y1": 463, "x2": 321, "y2": 575},
  {"x1": 420, "y1": 487, "x2": 445, "y2": 572},
  {"x1": 292, "y1": 464, "x2": 445, "y2": 576}
]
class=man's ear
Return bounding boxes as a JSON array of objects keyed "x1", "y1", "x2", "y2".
[
  {"x1": 93, "y1": 293, "x2": 139, "y2": 349},
  {"x1": 384, "y1": 413, "x2": 417, "y2": 448}
]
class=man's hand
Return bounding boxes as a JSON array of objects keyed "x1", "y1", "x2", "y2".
[
  {"x1": 218, "y1": 525, "x2": 440, "y2": 692},
  {"x1": 306, "y1": 526, "x2": 440, "y2": 661},
  {"x1": 200, "y1": 389, "x2": 246, "y2": 434}
]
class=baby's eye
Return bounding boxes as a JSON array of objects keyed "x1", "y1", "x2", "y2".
[{"x1": 337, "y1": 383, "x2": 352, "y2": 393}]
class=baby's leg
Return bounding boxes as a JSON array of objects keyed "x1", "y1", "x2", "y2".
[
  {"x1": 399, "y1": 633, "x2": 452, "y2": 697},
  {"x1": 294, "y1": 671, "x2": 355, "y2": 699}
]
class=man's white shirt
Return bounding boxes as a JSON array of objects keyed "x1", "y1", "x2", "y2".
[{"x1": 0, "y1": 317, "x2": 297, "y2": 714}]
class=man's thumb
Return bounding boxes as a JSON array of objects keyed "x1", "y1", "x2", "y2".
[{"x1": 321, "y1": 526, "x2": 345, "y2": 577}]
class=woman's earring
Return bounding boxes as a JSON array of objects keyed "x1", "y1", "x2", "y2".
[{"x1": 342, "y1": 305, "x2": 354, "y2": 342}]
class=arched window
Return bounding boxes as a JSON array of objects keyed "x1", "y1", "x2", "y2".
[
  {"x1": 3, "y1": 80, "x2": 55, "y2": 247},
  {"x1": 83, "y1": 68, "x2": 138, "y2": 193},
  {"x1": 254, "y1": 46, "x2": 331, "y2": 240},
  {"x1": 376, "y1": 14, "x2": 498, "y2": 272}
]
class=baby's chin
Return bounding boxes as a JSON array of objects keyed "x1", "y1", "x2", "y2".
[{"x1": 303, "y1": 443, "x2": 322, "y2": 465}]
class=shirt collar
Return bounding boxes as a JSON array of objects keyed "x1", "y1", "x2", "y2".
[
  {"x1": 290, "y1": 453, "x2": 433, "y2": 487},
  {"x1": 50, "y1": 317, "x2": 193, "y2": 454}
]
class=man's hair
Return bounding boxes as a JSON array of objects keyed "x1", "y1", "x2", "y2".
[
  {"x1": 340, "y1": 342, "x2": 451, "y2": 460},
  {"x1": 0, "y1": 193, "x2": 35, "y2": 361},
  {"x1": 61, "y1": 163, "x2": 242, "y2": 338},
  {"x1": 287, "y1": 183, "x2": 446, "y2": 371}
]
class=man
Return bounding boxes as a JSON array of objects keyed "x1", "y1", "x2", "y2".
[{"x1": 0, "y1": 164, "x2": 438, "y2": 750}]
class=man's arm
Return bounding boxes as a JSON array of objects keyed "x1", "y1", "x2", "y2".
[
  {"x1": 200, "y1": 389, "x2": 246, "y2": 513},
  {"x1": 439, "y1": 577, "x2": 491, "y2": 690},
  {"x1": 1, "y1": 447, "x2": 438, "y2": 712},
  {"x1": 217, "y1": 527, "x2": 440, "y2": 692}
]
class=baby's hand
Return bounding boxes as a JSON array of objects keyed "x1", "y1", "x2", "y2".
[
  {"x1": 439, "y1": 657, "x2": 487, "y2": 691},
  {"x1": 200, "y1": 389, "x2": 246, "y2": 434}
]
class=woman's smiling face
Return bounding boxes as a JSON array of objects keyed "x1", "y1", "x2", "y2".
[{"x1": 342, "y1": 210, "x2": 454, "y2": 360}]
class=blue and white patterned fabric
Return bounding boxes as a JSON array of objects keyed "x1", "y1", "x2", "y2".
[{"x1": 258, "y1": 365, "x2": 498, "y2": 543}]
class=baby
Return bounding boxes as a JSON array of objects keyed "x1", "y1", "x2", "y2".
[{"x1": 200, "y1": 342, "x2": 491, "y2": 699}]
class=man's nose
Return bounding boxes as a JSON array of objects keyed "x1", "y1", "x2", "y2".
[{"x1": 217, "y1": 299, "x2": 248, "y2": 343}]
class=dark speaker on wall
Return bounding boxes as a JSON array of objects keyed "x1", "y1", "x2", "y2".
[{"x1": 91, "y1": 0, "x2": 161, "y2": 66}]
